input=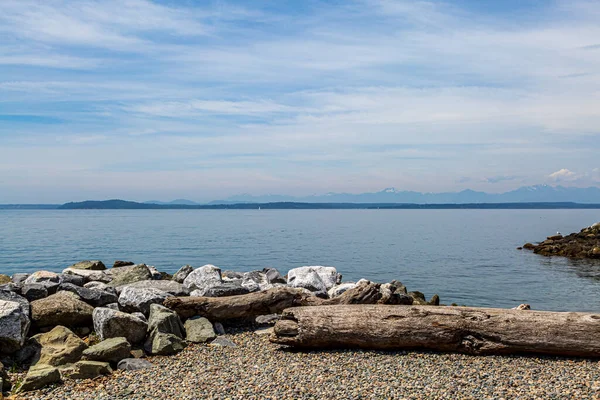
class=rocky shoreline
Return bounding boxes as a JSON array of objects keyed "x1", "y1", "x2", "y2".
[
  {"x1": 0, "y1": 261, "x2": 439, "y2": 396},
  {"x1": 521, "y1": 222, "x2": 600, "y2": 258}
]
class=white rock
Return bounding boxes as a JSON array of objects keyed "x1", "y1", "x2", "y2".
[
  {"x1": 328, "y1": 282, "x2": 357, "y2": 298},
  {"x1": 93, "y1": 307, "x2": 148, "y2": 344},
  {"x1": 242, "y1": 271, "x2": 272, "y2": 292},
  {"x1": 24, "y1": 271, "x2": 60, "y2": 284},
  {"x1": 173, "y1": 265, "x2": 193, "y2": 283},
  {"x1": 183, "y1": 265, "x2": 223, "y2": 295},
  {"x1": 118, "y1": 287, "x2": 173, "y2": 316},
  {"x1": 287, "y1": 266, "x2": 341, "y2": 297},
  {"x1": 0, "y1": 300, "x2": 31, "y2": 353},
  {"x1": 84, "y1": 281, "x2": 110, "y2": 291}
]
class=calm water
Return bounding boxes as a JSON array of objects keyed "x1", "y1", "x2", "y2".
[{"x1": 1, "y1": 209, "x2": 600, "y2": 312}]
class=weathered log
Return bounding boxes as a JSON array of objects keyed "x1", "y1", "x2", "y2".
[
  {"x1": 164, "y1": 281, "x2": 413, "y2": 320},
  {"x1": 271, "y1": 305, "x2": 600, "y2": 357}
]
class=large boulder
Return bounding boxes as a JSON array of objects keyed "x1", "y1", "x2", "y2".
[
  {"x1": 118, "y1": 287, "x2": 173, "y2": 316},
  {"x1": 173, "y1": 265, "x2": 193, "y2": 283},
  {"x1": 93, "y1": 308, "x2": 148, "y2": 344},
  {"x1": 31, "y1": 326, "x2": 88, "y2": 366},
  {"x1": 22, "y1": 283, "x2": 49, "y2": 301},
  {"x1": 0, "y1": 290, "x2": 30, "y2": 317},
  {"x1": 195, "y1": 281, "x2": 250, "y2": 297},
  {"x1": 286, "y1": 266, "x2": 338, "y2": 297},
  {"x1": 117, "y1": 280, "x2": 189, "y2": 296},
  {"x1": 58, "y1": 273, "x2": 86, "y2": 287},
  {"x1": 146, "y1": 304, "x2": 184, "y2": 339},
  {"x1": 17, "y1": 364, "x2": 61, "y2": 393},
  {"x1": 144, "y1": 332, "x2": 186, "y2": 356},
  {"x1": 58, "y1": 282, "x2": 118, "y2": 307},
  {"x1": 82, "y1": 337, "x2": 131, "y2": 363},
  {"x1": 184, "y1": 317, "x2": 216, "y2": 343},
  {"x1": 108, "y1": 264, "x2": 152, "y2": 287},
  {"x1": 68, "y1": 260, "x2": 106, "y2": 271},
  {"x1": 183, "y1": 265, "x2": 222, "y2": 295},
  {"x1": 0, "y1": 299, "x2": 31, "y2": 353},
  {"x1": 61, "y1": 360, "x2": 112, "y2": 379},
  {"x1": 31, "y1": 291, "x2": 94, "y2": 328},
  {"x1": 242, "y1": 271, "x2": 271, "y2": 292},
  {"x1": 62, "y1": 268, "x2": 112, "y2": 284},
  {"x1": 24, "y1": 271, "x2": 60, "y2": 285}
]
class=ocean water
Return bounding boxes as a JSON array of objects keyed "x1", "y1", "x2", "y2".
[{"x1": 1, "y1": 209, "x2": 600, "y2": 312}]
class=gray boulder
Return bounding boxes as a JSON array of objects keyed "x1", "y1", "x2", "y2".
[
  {"x1": 82, "y1": 337, "x2": 131, "y2": 363},
  {"x1": 209, "y1": 337, "x2": 237, "y2": 347},
  {"x1": 172, "y1": 265, "x2": 193, "y2": 283},
  {"x1": 118, "y1": 287, "x2": 173, "y2": 316},
  {"x1": 196, "y1": 281, "x2": 250, "y2": 297},
  {"x1": 263, "y1": 268, "x2": 286, "y2": 284},
  {"x1": 242, "y1": 271, "x2": 271, "y2": 292},
  {"x1": 22, "y1": 283, "x2": 49, "y2": 301},
  {"x1": 58, "y1": 282, "x2": 118, "y2": 307},
  {"x1": 61, "y1": 360, "x2": 112, "y2": 379},
  {"x1": 144, "y1": 332, "x2": 186, "y2": 356},
  {"x1": 113, "y1": 260, "x2": 135, "y2": 268},
  {"x1": 93, "y1": 308, "x2": 148, "y2": 344},
  {"x1": 286, "y1": 267, "x2": 328, "y2": 297},
  {"x1": 147, "y1": 265, "x2": 162, "y2": 280},
  {"x1": 31, "y1": 291, "x2": 94, "y2": 328},
  {"x1": 183, "y1": 264, "x2": 222, "y2": 295},
  {"x1": 0, "y1": 290, "x2": 29, "y2": 317},
  {"x1": 30, "y1": 326, "x2": 88, "y2": 366},
  {"x1": 0, "y1": 282, "x2": 22, "y2": 293},
  {"x1": 222, "y1": 270, "x2": 244, "y2": 280},
  {"x1": 255, "y1": 314, "x2": 280, "y2": 325},
  {"x1": 84, "y1": 281, "x2": 110, "y2": 290},
  {"x1": 117, "y1": 280, "x2": 189, "y2": 296},
  {"x1": 58, "y1": 273, "x2": 86, "y2": 287},
  {"x1": 68, "y1": 260, "x2": 106, "y2": 271},
  {"x1": 147, "y1": 304, "x2": 184, "y2": 338},
  {"x1": 108, "y1": 264, "x2": 152, "y2": 287},
  {"x1": 328, "y1": 282, "x2": 357, "y2": 298},
  {"x1": 17, "y1": 364, "x2": 61, "y2": 393},
  {"x1": 62, "y1": 268, "x2": 112, "y2": 284},
  {"x1": 288, "y1": 266, "x2": 341, "y2": 291},
  {"x1": 11, "y1": 273, "x2": 30, "y2": 284},
  {"x1": 0, "y1": 299, "x2": 31, "y2": 353},
  {"x1": 24, "y1": 271, "x2": 60, "y2": 285},
  {"x1": 117, "y1": 358, "x2": 153, "y2": 371},
  {"x1": 184, "y1": 317, "x2": 216, "y2": 343}
]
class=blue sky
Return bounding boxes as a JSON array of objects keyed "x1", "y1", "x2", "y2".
[{"x1": 1, "y1": 0, "x2": 599, "y2": 203}]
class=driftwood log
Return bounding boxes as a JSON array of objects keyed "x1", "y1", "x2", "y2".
[
  {"x1": 270, "y1": 305, "x2": 600, "y2": 357},
  {"x1": 164, "y1": 281, "x2": 413, "y2": 320}
]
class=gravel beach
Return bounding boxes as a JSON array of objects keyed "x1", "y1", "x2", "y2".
[{"x1": 13, "y1": 328, "x2": 600, "y2": 400}]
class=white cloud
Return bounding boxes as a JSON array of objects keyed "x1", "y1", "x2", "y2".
[{"x1": 549, "y1": 169, "x2": 577, "y2": 181}]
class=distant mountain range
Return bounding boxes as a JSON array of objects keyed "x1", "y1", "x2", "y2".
[{"x1": 203, "y1": 185, "x2": 600, "y2": 204}]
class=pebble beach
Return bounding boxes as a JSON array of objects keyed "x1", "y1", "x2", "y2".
[{"x1": 15, "y1": 328, "x2": 600, "y2": 400}]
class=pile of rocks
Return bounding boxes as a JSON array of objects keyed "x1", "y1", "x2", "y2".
[
  {"x1": 0, "y1": 261, "x2": 438, "y2": 394},
  {"x1": 521, "y1": 222, "x2": 600, "y2": 259}
]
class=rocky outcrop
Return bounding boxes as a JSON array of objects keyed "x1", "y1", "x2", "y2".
[
  {"x1": 184, "y1": 317, "x2": 216, "y2": 343},
  {"x1": 30, "y1": 292, "x2": 94, "y2": 328},
  {"x1": 31, "y1": 326, "x2": 88, "y2": 366},
  {"x1": 523, "y1": 223, "x2": 600, "y2": 259},
  {"x1": 0, "y1": 299, "x2": 31, "y2": 353},
  {"x1": 82, "y1": 337, "x2": 131, "y2": 363},
  {"x1": 118, "y1": 287, "x2": 173, "y2": 316},
  {"x1": 93, "y1": 307, "x2": 148, "y2": 344},
  {"x1": 68, "y1": 260, "x2": 106, "y2": 271}
]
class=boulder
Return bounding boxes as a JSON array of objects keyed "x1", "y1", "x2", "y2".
[
  {"x1": 118, "y1": 287, "x2": 173, "y2": 316},
  {"x1": 24, "y1": 271, "x2": 60, "y2": 285},
  {"x1": 108, "y1": 264, "x2": 152, "y2": 287},
  {"x1": 62, "y1": 268, "x2": 112, "y2": 283},
  {"x1": 84, "y1": 281, "x2": 111, "y2": 290},
  {"x1": 22, "y1": 283, "x2": 49, "y2": 301},
  {"x1": 31, "y1": 326, "x2": 88, "y2": 366},
  {"x1": 93, "y1": 308, "x2": 148, "y2": 344},
  {"x1": 82, "y1": 337, "x2": 131, "y2": 364},
  {"x1": 144, "y1": 332, "x2": 186, "y2": 356},
  {"x1": 196, "y1": 281, "x2": 250, "y2": 297},
  {"x1": 255, "y1": 314, "x2": 280, "y2": 325},
  {"x1": 31, "y1": 291, "x2": 94, "y2": 328},
  {"x1": 105, "y1": 303, "x2": 119, "y2": 310},
  {"x1": 242, "y1": 271, "x2": 271, "y2": 292},
  {"x1": 408, "y1": 291, "x2": 427, "y2": 305},
  {"x1": 0, "y1": 282, "x2": 22, "y2": 294},
  {"x1": 0, "y1": 300, "x2": 31, "y2": 353},
  {"x1": 147, "y1": 265, "x2": 162, "y2": 280},
  {"x1": 263, "y1": 268, "x2": 286, "y2": 284},
  {"x1": 11, "y1": 273, "x2": 30, "y2": 284},
  {"x1": 0, "y1": 290, "x2": 30, "y2": 317},
  {"x1": 113, "y1": 260, "x2": 134, "y2": 268},
  {"x1": 286, "y1": 267, "x2": 328, "y2": 297},
  {"x1": 222, "y1": 270, "x2": 244, "y2": 280},
  {"x1": 58, "y1": 282, "x2": 118, "y2": 307},
  {"x1": 147, "y1": 304, "x2": 184, "y2": 339},
  {"x1": 209, "y1": 337, "x2": 237, "y2": 347},
  {"x1": 183, "y1": 264, "x2": 222, "y2": 295},
  {"x1": 58, "y1": 273, "x2": 86, "y2": 287},
  {"x1": 17, "y1": 364, "x2": 61, "y2": 393},
  {"x1": 0, "y1": 274, "x2": 10, "y2": 284},
  {"x1": 117, "y1": 280, "x2": 189, "y2": 296},
  {"x1": 68, "y1": 260, "x2": 106, "y2": 271},
  {"x1": 328, "y1": 282, "x2": 357, "y2": 298},
  {"x1": 61, "y1": 360, "x2": 112, "y2": 379},
  {"x1": 184, "y1": 317, "x2": 216, "y2": 343},
  {"x1": 117, "y1": 358, "x2": 153, "y2": 371},
  {"x1": 172, "y1": 265, "x2": 193, "y2": 283}
]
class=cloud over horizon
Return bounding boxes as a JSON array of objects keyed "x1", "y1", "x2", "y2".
[{"x1": 1, "y1": 0, "x2": 599, "y2": 202}]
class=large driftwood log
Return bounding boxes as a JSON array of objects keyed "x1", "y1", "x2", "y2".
[
  {"x1": 164, "y1": 281, "x2": 413, "y2": 320},
  {"x1": 271, "y1": 305, "x2": 600, "y2": 357}
]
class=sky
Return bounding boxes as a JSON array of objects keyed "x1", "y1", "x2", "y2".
[{"x1": 1, "y1": 0, "x2": 599, "y2": 203}]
